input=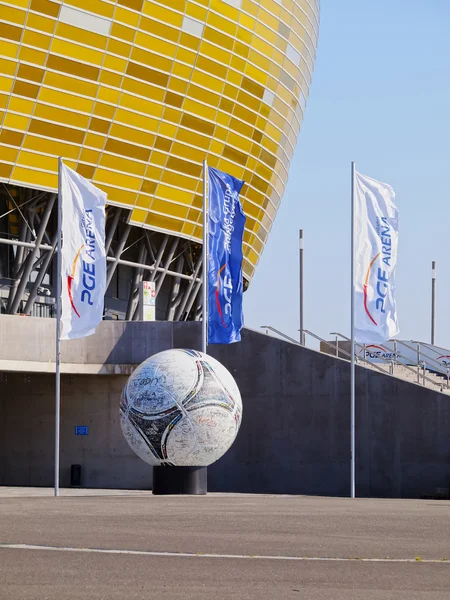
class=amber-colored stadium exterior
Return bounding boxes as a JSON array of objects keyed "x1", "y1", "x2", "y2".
[{"x1": 0, "y1": 0, "x2": 318, "y2": 281}]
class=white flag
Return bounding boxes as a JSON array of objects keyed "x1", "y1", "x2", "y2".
[
  {"x1": 354, "y1": 171, "x2": 399, "y2": 343},
  {"x1": 60, "y1": 162, "x2": 106, "y2": 340}
]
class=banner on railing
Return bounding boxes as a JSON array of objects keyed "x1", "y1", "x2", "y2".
[
  {"x1": 356, "y1": 341, "x2": 450, "y2": 374},
  {"x1": 354, "y1": 171, "x2": 399, "y2": 343}
]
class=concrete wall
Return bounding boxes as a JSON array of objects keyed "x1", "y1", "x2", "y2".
[{"x1": 0, "y1": 317, "x2": 449, "y2": 498}]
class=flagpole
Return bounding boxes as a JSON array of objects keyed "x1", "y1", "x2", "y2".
[
  {"x1": 54, "y1": 157, "x2": 63, "y2": 497},
  {"x1": 350, "y1": 161, "x2": 356, "y2": 499},
  {"x1": 202, "y1": 159, "x2": 208, "y2": 354}
]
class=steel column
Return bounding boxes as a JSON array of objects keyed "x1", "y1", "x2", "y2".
[
  {"x1": 9, "y1": 193, "x2": 56, "y2": 314},
  {"x1": 6, "y1": 217, "x2": 28, "y2": 312},
  {"x1": 105, "y1": 223, "x2": 131, "y2": 289},
  {"x1": 174, "y1": 254, "x2": 202, "y2": 321},
  {"x1": 125, "y1": 240, "x2": 146, "y2": 321},
  {"x1": 155, "y1": 237, "x2": 179, "y2": 296},
  {"x1": 105, "y1": 207, "x2": 122, "y2": 256},
  {"x1": 150, "y1": 234, "x2": 169, "y2": 282},
  {"x1": 23, "y1": 230, "x2": 58, "y2": 314},
  {"x1": 166, "y1": 254, "x2": 184, "y2": 320}
]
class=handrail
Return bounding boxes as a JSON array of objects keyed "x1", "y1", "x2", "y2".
[
  {"x1": 331, "y1": 332, "x2": 448, "y2": 377},
  {"x1": 392, "y1": 339, "x2": 448, "y2": 377},
  {"x1": 260, "y1": 325, "x2": 447, "y2": 392},
  {"x1": 302, "y1": 330, "x2": 393, "y2": 377},
  {"x1": 260, "y1": 326, "x2": 301, "y2": 346},
  {"x1": 330, "y1": 332, "x2": 446, "y2": 391}
]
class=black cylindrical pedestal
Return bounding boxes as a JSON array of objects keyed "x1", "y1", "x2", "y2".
[{"x1": 152, "y1": 466, "x2": 207, "y2": 495}]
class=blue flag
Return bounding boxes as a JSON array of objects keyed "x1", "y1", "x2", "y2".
[{"x1": 207, "y1": 167, "x2": 245, "y2": 344}]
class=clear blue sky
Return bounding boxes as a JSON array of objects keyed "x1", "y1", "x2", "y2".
[{"x1": 244, "y1": 0, "x2": 450, "y2": 347}]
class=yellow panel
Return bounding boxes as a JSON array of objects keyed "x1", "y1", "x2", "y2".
[
  {"x1": 44, "y1": 72, "x2": 99, "y2": 97},
  {"x1": 84, "y1": 132, "x2": 105, "y2": 149},
  {"x1": 158, "y1": 122, "x2": 177, "y2": 138},
  {"x1": 11, "y1": 166, "x2": 57, "y2": 188},
  {"x1": 109, "y1": 123, "x2": 155, "y2": 147},
  {"x1": 131, "y1": 208, "x2": 146, "y2": 222},
  {"x1": 147, "y1": 213, "x2": 183, "y2": 233},
  {"x1": 38, "y1": 88, "x2": 94, "y2": 113},
  {"x1": 25, "y1": 13, "x2": 55, "y2": 34},
  {"x1": 22, "y1": 30, "x2": 52, "y2": 50},
  {"x1": 51, "y1": 38, "x2": 104, "y2": 66},
  {"x1": 0, "y1": 76, "x2": 13, "y2": 93},
  {"x1": 5, "y1": 0, "x2": 28, "y2": 7},
  {"x1": 186, "y1": 2, "x2": 207, "y2": 21},
  {"x1": 171, "y1": 62, "x2": 192, "y2": 80},
  {"x1": 0, "y1": 145, "x2": 19, "y2": 162},
  {"x1": 34, "y1": 104, "x2": 90, "y2": 128},
  {"x1": 1, "y1": 5, "x2": 27, "y2": 26},
  {"x1": 0, "y1": 40, "x2": 19, "y2": 59},
  {"x1": 103, "y1": 54, "x2": 128, "y2": 72},
  {"x1": 115, "y1": 6, "x2": 140, "y2": 26},
  {"x1": 80, "y1": 148, "x2": 101, "y2": 164},
  {"x1": 183, "y1": 99, "x2": 216, "y2": 122},
  {"x1": 100, "y1": 153, "x2": 147, "y2": 177},
  {"x1": 16, "y1": 150, "x2": 58, "y2": 171},
  {"x1": 66, "y1": 0, "x2": 115, "y2": 18},
  {"x1": 111, "y1": 22, "x2": 135, "y2": 42},
  {"x1": 120, "y1": 93, "x2": 164, "y2": 118},
  {"x1": 22, "y1": 135, "x2": 80, "y2": 159},
  {"x1": 3, "y1": 113, "x2": 29, "y2": 130},
  {"x1": 150, "y1": 150, "x2": 167, "y2": 166},
  {"x1": 114, "y1": 108, "x2": 159, "y2": 132},
  {"x1": 18, "y1": 45, "x2": 46, "y2": 65},
  {"x1": 0, "y1": 58, "x2": 16, "y2": 76},
  {"x1": 55, "y1": 22, "x2": 108, "y2": 50},
  {"x1": 95, "y1": 168, "x2": 142, "y2": 190}
]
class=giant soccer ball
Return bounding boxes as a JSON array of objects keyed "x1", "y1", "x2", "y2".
[{"x1": 120, "y1": 349, "x2": 242, "y2": 467}]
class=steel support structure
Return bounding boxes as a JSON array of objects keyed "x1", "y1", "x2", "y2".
[
  {"x1": 0, "y1": 183, "x2": 209, "y2": 322},
  {"x1": 8, "y1": 193, "x2": 56, "y2": 315}
]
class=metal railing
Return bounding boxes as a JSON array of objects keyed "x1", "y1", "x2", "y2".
[
  {"x1": 330, "y1": 332, "x2": 448, "y2": 391},
  {"x1": 260, "y1": 325, "x2": 448, "y2": 393},
  {"x1": 260, "y1": 326, "x2": 302, "y2": 346},
  {"x1": 260, "y1": 326, "x2": 395, "y2": 378}
]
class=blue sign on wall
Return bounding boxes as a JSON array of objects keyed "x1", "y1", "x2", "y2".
[{"x1": 75, "y1": 426, "x2": 89, "y2": 436}]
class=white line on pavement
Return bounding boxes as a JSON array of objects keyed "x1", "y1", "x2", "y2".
[{"x1": 0, "y1": 543, "x2": 448, "y2": 564}]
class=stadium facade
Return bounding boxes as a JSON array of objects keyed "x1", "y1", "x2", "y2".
[{"x1": 0, "y1": 0, "x2": 319, "y2": 320}]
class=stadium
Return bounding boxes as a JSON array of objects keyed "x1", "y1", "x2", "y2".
[{"x1": 0, "y1": 0, "x2": 319, "y2": 320}]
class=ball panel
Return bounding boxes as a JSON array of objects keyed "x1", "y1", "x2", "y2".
[
  {"x1": 165, "y1": 405, "x2": 239, "y2": 466},
  {"x1": 120, "y1": 411, "x2": 161, "y2": 467},
  {"x1": 126, "y1": 349, "x2": 201, "y2": 416}
]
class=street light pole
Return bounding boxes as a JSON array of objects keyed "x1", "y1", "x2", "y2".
[
  {"x1": 431, "y1": 261, "x2": 436, "y2": 345},
  {"x1": 299, "y1": 229, "x2": 304, "y2": 345}
]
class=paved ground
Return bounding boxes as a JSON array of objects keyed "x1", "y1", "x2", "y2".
[{"x1": 0, "y1": 488, "x2": 449, "y2": 599}]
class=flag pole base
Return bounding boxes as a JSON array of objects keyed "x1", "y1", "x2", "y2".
[{"x1": 152, "y1": 466, "x2": 207, "y2": 495}]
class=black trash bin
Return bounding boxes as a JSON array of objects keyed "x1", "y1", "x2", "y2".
[{"x1": 71, "y1": 464, "x2": 82, "y2": 487}]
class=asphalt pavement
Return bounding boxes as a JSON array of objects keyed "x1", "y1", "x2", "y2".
[{"x1": 0, "y1": 488, "x2": 449, "y2": 599}]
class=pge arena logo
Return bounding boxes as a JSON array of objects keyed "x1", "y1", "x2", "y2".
[
  {"x1": 364, "y1": 217, "x2": 393, "y2": 326},
  {"x1": 437, "y1": 355, "x2": 450, "y2": 368},
  {"x1": 361, "y1": 345, "x2": 396, "y2": 360},
  {"x1": 67, "y1": 244, "x2": 84, "y2": 318},
  {"x1": 67, "y1": 209, "x2": 97, "y2": 317},
  {"x1": 215, "y1": 264, "x2": 232, "y2": 328}
]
